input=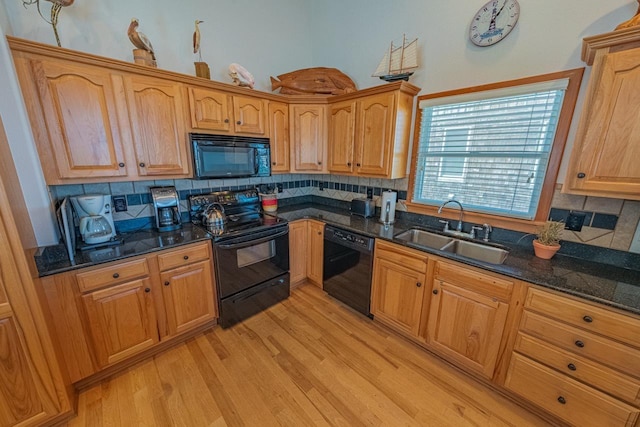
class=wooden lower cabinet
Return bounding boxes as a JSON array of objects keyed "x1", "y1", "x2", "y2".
[
  {"x1": 307, "y1": 220, "x2": 325, "y2": 286},
  {"x1": 82, "y1": 278, "x2": 159, "y2": 367},
  {"x1": 39, "y1": 241, "x2": 217, "y2": 383},
  {"x1": 288, "y1": 220, "x2": 308, "y2": 284},
  {"x1": 371, "y1": 241, "x2": 427, "y2": 336}
]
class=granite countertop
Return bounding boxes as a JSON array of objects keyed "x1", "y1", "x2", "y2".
[
  {"x1": 34, "y1": 223, "x2": 212, "y2": 277},
  {"x1": 274, "y1": 203, "x2": 640, "y2": 316}
]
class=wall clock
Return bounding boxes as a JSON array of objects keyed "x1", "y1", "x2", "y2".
[{"x1": 469, "y1": 0, "x2": 520, "y2": 47}]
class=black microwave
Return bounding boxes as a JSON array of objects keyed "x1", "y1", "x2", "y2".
[{"x1": 190, "y1": 133, "x2": 271, "y2": 179}]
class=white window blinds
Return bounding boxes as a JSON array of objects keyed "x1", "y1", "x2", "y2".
[{"x1": 413, "y1": 79, "x2": 568, "y2": 220}]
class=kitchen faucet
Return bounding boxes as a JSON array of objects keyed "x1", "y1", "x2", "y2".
[{"x1": 437, "y1": 199, "x2": 464, "y2": 232}]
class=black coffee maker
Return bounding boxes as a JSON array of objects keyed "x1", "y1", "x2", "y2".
[{"x1": 150, "y1": 187, "x2": 181, "y2": 232}]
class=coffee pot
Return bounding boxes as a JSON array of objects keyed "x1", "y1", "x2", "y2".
[
  {"x1": 70, "y1": 194, "x2": 117, "y2": 245},
  {"x1": 150, "y1": 187, "x2": 182, "y2": 232},
  {"x1": 201, "y1": 203, "x2": 226, "y2": 235}
]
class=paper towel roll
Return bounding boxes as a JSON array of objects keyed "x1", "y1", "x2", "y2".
[{"x1": 380, "y1": 190, "x2": 397, "y2": 224}]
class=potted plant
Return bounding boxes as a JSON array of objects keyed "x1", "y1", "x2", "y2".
[{"x1": 533, "y1": 220, "x2": 564, "y2": 259}]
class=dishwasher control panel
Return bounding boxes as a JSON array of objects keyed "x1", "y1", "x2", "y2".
[{"x1": 324, "y1": 226, "x2": 374, "y2": 252}]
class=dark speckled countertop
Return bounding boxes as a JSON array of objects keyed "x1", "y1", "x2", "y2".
[
  {"x1": 34, "y1": 223, "x2": 212, "y2": 277},
  {"x1": 274, "y1": 203, "x2": 640, "y2": 316}
]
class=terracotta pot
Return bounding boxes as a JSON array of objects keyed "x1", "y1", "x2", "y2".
[{"x1": 533, "y1": 239, "x2": 561, "y2": 259}]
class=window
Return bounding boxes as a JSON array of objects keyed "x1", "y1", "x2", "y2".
[{"x1": 408, "y1": 69, "x2": 583, "y2": 227}]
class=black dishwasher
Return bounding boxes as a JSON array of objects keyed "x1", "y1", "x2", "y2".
[{"x1": 323, "y1": 225, "x2": 374, "y2": 317}]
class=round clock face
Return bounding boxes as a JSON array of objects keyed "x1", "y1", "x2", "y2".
[{"x1": 469, "y1": 0, "x2": 520, "y2": 47}]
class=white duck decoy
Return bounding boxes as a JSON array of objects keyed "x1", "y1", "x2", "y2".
[{"x1": 127, "y1": 18, "x2": 156, "y2": 60}]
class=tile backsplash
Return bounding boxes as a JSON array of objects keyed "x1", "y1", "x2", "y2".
[{"x1": 49, "y1": 177, "x2": 640, "y2": 253}]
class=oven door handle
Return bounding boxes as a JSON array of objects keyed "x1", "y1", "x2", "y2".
[{"x1": 217, "y1": 229, "x2": 288, "y2": 250}]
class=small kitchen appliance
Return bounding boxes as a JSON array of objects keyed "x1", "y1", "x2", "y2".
[
  {"x1": 350, "y1": 198, "x2": 376, "y2": 218},
  {"x1": 70, "y1": 194, "x2": 117, "y2": 246},
  {"x1": 379, "y1": 190, "x2": 397, "y2": 225},
  {"x1": 151, "y1": 186, "x2": 182, "y2": 232}
]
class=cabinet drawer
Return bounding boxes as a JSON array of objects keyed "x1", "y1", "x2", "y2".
[
  {"x1": 515, "y1": 332, "x2": 640, "y2": 405},
  {"x1": 520, "y1": 310, "x2": 640, "y2": 379},
  {"x1": 506, "y1": 353, "x2": 639, "y2": 427},
  {"x1": 157, "y1": 242, "x2": 210, "y2": 271},
  {"x1": 526, "y1": 288, "x2": 640, "y2": 348},
  {"x1": 434, "y1": 260, "x2": 513, "y2": 301},
  {"x1": 375, "y1": 241, "x2": 427, "y2": 273},
  {"x1": 76, "y1": 258, "x2": 150, "y2": 292}
]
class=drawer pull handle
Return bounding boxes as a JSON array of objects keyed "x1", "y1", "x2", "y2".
[
  {"x1": 144, "y1": 288, "x2": 151, "y2": 293},
  {"x1": 112, "y1": 273, "x2": 120, "y2": 279},
  {"x1": 575, "y1": 340, "x2": 585, "y2": 348},
  {"x1": 567, "y1": 363, "x2": 577, "y2": 371},
  {"x1": 139, "y1": 162, "x2": 145, "y2": 167},
  {"x1": 432, "y1": 289, "x2": 438, "y2": 295},
  {"x1": 118, "y1": 162, "x2": 125, "y2": 168},
  {"x1": 416, "y1": 282, "x2": 422, "y2": 288},
  {"x1": 224, "y1": 118, "x2": 229, "y2": 123},
  {"x1": 164, "y1": 281, "x2": 170, "y2": 286},
  {"x1": 237, "y1": 121, "x2": 242, "y2": 125},
  {"x1": 557, "y1": 396, "x2": 566, "y2": 405},
  {"x1": 582, "y1": 315, "x2": 593, "y2": 323},
  {"x1": 183, "y1": 255, "x2": 189, "y2": 260}
]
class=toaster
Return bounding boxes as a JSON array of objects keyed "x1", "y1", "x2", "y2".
[{"x1": 350, "y1": 198, "x2": 376, "y2": 218}]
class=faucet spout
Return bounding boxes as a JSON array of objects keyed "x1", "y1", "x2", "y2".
[{"x1": 437, "y1": 199, "x2": 464, "y2": 232}]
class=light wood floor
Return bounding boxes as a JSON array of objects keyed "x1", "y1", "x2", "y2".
[{"x1": 65, "y1": 284, "x2": 550, "y2": 426}]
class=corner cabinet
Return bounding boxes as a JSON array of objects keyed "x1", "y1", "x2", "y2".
[
  {"x1": 564, "y1": 27, "x2": 640, "y2": 200},
  {"x1": 328, "y1": 81, "x2": 420, "y2": 178},
  {"x1": 307, "y1": 220, "x2": 325, "y2": 286}
]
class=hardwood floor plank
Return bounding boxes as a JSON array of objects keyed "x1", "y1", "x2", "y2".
[{"x1": 66, "y1": 283, "x2": 550, "y2": 426}]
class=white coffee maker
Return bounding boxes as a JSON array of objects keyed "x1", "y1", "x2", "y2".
[{"x1": 70, "y1": 194, "x2": 117, "y2": 245}]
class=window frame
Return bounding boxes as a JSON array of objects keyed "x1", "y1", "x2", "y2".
[{"x1": 406, "y1": 68, "x2": 584, "y2": 233}]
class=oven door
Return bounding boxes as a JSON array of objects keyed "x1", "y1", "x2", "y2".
[{"x1": 214, "y1": 225, "x2": 289, "y2": 299}]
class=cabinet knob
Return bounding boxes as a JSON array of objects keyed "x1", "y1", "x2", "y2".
[
  {"x1": 575, "y1": 340, "x2": 585, "y2": 348},
  {"x1": 236, "y1": 121, "x2": 242, "y2": 125},
  {"x1": 347, "y1": 162, "x2": 351, "y2": 167},
  {"x1": 432, "y1": 289, "x2": 438, "y2": 295},
  {"x1": 577, "y1": 172, "x2": 586, "y2": 179},
  {"x1": 272, "y1": 162, "x2": 276, "y2": 166},
  {"x1": 139, "y1": 162, "x2": 146, "y2": 167},
  {"x1": 567, "y1": 363, "x2": 577, "y2": 371},
  {"x1": 318, "y1": 161, "x2": 322, "y2": 165},
  {"x1": 582, "y1": 315, "x2": 593, "y2": 323},
  {"x1": 557, "y1": 396, "x2": 566, "y2": 405},
  {"x1": 118, "y1": 162, "x2": 125, "y2": 168},
  {"x1": 144, "y1": 288, "x2": 151, "y2": 293},
  {"x1": 164, "y1": 281, "x2": 170, "y2": 286},
  {"x1": 112, "y1": 273, "x2": 120, "y2": 279},
  {"x1": 416, "y1": 282, "x2": 422, "y2": 288},
  {"x1": 317, "y1": 231, "x2": 321, "y2": 235},
  {"x1": 356, "y1": 163, "x2": 361, "y2": 167},
  {"x1": 183, "y1": 255, "x2": 189, "y2": 260},
  {"x1": 224, "y1": 118, "x2": 230, "y2": 123}
]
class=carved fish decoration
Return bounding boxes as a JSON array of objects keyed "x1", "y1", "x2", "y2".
[{"x1": 270, "y1": 67, "x2": 356, "y2": 95}]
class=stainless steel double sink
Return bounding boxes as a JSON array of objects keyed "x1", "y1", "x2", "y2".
[{"x1": 394, "y1": 228, "x2": 509, "y2": 265}]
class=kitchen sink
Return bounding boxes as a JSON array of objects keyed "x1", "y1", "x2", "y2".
[
  {"x1": 394, "y1": 228, "x2": 509, "y2": 265},
  {"x1": 394, "y1": 229, "x2": 454, "y2": 249},
  {"x1": 440, "y1": 239, "x2": 509, "y2": 265}
]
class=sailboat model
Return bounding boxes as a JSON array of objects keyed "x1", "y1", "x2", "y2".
[{"x1": 372, "y1": 35, "x2": 418, "y2": 82}]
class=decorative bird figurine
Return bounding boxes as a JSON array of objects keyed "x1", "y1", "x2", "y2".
[
  {"x1": 127, "y1": 18, "x2": 156, "y2": 61},
  {"x1": 193, "y1": 20, "x2": 204, "y2": 60}
]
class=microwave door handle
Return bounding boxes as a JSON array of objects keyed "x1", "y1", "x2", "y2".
[
  {"x1": 254, "y1": 149, "x2": 260, "y2": 174},
  {"x1": 217, "y1": 229, "x2": 288, "y2": 250}
]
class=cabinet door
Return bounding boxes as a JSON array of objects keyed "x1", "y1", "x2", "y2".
[
  {"x1": 30, "y1": 59, "x2": 128, "y2": 179},
  {"x1": 82, "y1": 278, "x2": 159, "y2": 367},
  {"x1": 160, "y1": 260, "x2": 216, "y2": 337},
  {"x1": 355, "y1": 93, "x2": 395, "y2": 176},
  {"x1": 565, "y1": 48, "x2": 640, "y2": 199},
  {"x1": 307, "y1": 220, "x2": 324, "y2": 286},
  {"x1": 426, "y1": 280, "x2": 509, "y2": 378},
  {"x1": 371, "y1": 258, "x2": 426, "y2": 336},
  {"x1": 233, "y1": 96, "x2": 266, "y2": 135},
  {"x1": 269, "y1": 102, "x2": 290, "y2": 172},
  {"x1": 125, "y1": 76, "x2": 190, "y2": 176},
  {"x1": 290, "y1": 104, "x2": 326, "y2": 172},
  {"x1": 328, "y1": 100, "x2": 356, "y2": 174},
  {"x1": 187, "y1": 86, "x2": 232, "y2": 132},
  {"x1": 289, "y1": 220, "x2": 307, "y2": 284}
]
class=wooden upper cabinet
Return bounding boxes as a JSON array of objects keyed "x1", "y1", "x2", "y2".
[
  {"x1": 269, "y1": 101, "x2": 290, "y2": 173},
  {"x1": 328, "y1": 100, "x2": 356, "y2": 174},
  {"x1": 327, "y1": 81, "x2": 419, "y2": 178},
  {"x1": 233, "y1": 95, "x2": 267, "y2": 135},
  {"x1": 28, "y1": 59, "x2": 128, "y2": 180},
  {"x1": 290, "y1": 104, "x2": 327, "y2": 172},
  {"x1": 124, "y1": 76, "x2": 190, "y2": 177},
  {"x1": 187, "y1": 86, "x2": 232, "y2": 132},
  {"x1": 564, "y1": 28, "x2": 640, "y2": 200}
]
